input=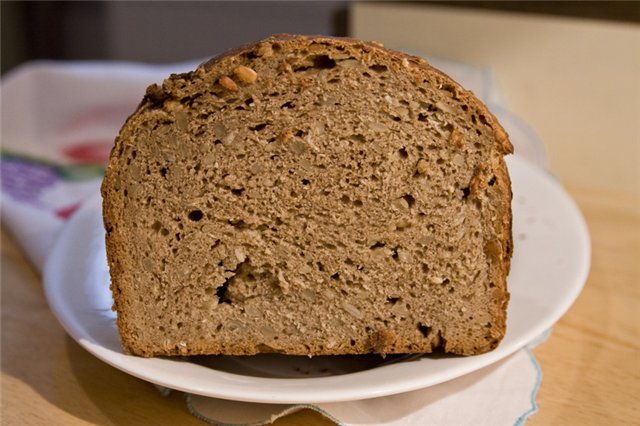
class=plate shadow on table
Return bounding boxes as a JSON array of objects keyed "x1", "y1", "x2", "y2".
[{"x1": 63, "y1": 336, "x2": 202, "y2": 426}]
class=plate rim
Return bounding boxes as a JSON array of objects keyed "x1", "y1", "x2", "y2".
[{"x1": 43, "y1": 154, "x2": 591, "y2": 403}]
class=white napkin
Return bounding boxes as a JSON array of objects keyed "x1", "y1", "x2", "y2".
[
  {"x1": 0, "y1": 55, "x2": 548, "y2": 426},
  {"x1": 186, "y1": 345, "x2": 544, "y2": 426}
]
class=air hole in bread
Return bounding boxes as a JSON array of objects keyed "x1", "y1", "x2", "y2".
[
  {"x1": 249, "y1": 123, "x2": 268, "y2": 131},
  {"x1": 369, "y1": 241, "x2": 385, "y2": 250},
  {"x1": 215, "y1": 280, "x2": 231, "y2": 304},
  {"x1": 391, "y1": 248, "x2": 399, "y2": 261},
  {"x1": 313, "y1": 54, "x2": 336, "y2": 69},
  {"x1": 462, "y1": 187, "x2": 471, "y2": 199},
  {"x1": 369, "y1": 64, "x2": 388, "y2": 73},
  {"x1": 188, "y1": 210, "x2": 203, "y2": 221},
  {"x1": 402, "y1": 194, "x2": 416, "y2": 208},
  {"x1": 418, "y1": 323, "x2": 432, "y2": 338},
  {"x1": 398, "y1": 147, "x2": 409, "y2": 158},
  {"x1": 243, "y1": 50, "x2": 258, "y2": 59},
  {"x1": 422, "y1": 102, "x2": 438, "y2": 112}
]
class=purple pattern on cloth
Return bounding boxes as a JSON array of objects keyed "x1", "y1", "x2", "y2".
[{"x1": 0, "y1": 157, "x2": 59, "y2": 205}]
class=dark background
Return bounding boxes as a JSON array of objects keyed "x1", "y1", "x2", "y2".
[{"x1": 2, "y1": 1, "x2": 639, "y2": 75}]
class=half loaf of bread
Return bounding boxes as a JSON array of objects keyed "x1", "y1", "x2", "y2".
[{"x1": 102, "y1": 34, "x2": 513, "y2": 357}]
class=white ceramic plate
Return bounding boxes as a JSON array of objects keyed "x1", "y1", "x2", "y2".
[{"x1": 43, "y1": 155, "x2": 590, "y2": 404}]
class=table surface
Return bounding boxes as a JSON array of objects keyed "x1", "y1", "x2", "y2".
[
  {"x1": 3, "y1": 4, "x2": 639, "y2": 425},
  {"x1": 2, "y1": 184, "x2": 638, "y2": 425}
]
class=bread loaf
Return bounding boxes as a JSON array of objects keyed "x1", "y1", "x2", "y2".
[{"x1": 101, "y1": 34, "x2": 513, "y2": 357}]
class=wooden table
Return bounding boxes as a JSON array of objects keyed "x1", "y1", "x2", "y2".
[
  {"x1": 2, "y1": 4, "x2": 639, "y2": 422},
  {"x1": 2, "y1": 184, "x2": 638, "y2": 425}
]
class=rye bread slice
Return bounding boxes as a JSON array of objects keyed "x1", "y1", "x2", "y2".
[{"x1": 101, "y1": 34, "x2": 513, "y2": 357}]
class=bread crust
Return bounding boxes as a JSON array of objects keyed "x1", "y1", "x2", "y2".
[{"x1": 102, "y1": 34, "x2": 513, "y2": 357}]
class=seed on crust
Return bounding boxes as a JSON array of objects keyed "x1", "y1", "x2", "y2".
[
  {"x1": 219, "y1": 75, "x2": 238, "y2": 91},
  {"x1": 449, "y1": 128, "x2": 464, "y2": 149},
  {"x1": 233, "y1": 66, "x2": 258, "y2": 84}
]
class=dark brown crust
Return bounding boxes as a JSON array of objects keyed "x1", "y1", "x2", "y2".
[
  {"x1": 102, "y1": 34, "x2": 513, "y2": 357},
  {"x1": 199, "y1": 34, "x2": 513, "y2": 156}
]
